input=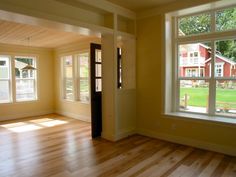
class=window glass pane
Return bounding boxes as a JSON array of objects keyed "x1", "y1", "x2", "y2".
[
  {"x1": 65, "y1": 78, "x2": 73, "y2": 100},
  {"x1": 216, "y1": 80, "x2": 236, "y2": 116},
  {"x1": 216, "y1": 7, "x2": 236, "y2": 32},
  {"x1": 15, "y1": 57, "x2": 37, "y2": 102},
  {"x1": 0, "y1": 56, "x2": 10, "y2": 79},
  {"x1": 96, "y1": 64, "x2": 102, "y2": 77},
  {"x1": 178, "y1": 13, "x2": 211, "y2": 36},
  {"x1": 0, "y1": 80, "x2": 10, "y2": 103},
  {"x1": 80, "y1": 78, "x2": 89, "y2": 102},
  {"x1": 79, "y1": 53, "x2": 89, "y2": 78},
  {"x1": 180, "y1": 80, "x2": 209, "y2": 113},
  {"x1": 16, "y1": 79, "x2": 36, "y2": 101},
  {"x1": 95, "y1": 49, "x2": 102, "y2": 62},
  {"x1": 96, "y1": 78, "x2": 102, "y2": 92},
  {"x1": 64, "y1": 56, "x2": 73, "y2": 78},
  {"x1": 178, "y1": 42, "x2": 211, "y2": 77},
  {"x1": 215, "y1": 39, "x2": 236, "y2": 78},
  {"x1": 78, "y1": 53, "x2": 89, "y2": 102}
]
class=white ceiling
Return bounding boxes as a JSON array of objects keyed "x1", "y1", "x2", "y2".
[
  {"x1": 0, "y1": 19, "x2": 93, "y2": 49},
  {"x1": 106, "y1": 0, "x2": 177, "y2": 11}
]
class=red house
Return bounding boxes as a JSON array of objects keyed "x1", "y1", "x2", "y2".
[{"x1": 179, "y1": 43, "x2": 236, "y2": 77}]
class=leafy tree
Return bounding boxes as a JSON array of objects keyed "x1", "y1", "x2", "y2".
[{"x1": 179, "y1": 7, "x2": 236, "y2": 61}]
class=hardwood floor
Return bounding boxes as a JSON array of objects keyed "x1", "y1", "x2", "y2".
[{"x1": 0, "y1": 114, "x2": 235, "y2": 177}]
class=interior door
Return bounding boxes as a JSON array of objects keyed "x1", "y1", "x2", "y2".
[{"x1": 90, "y1": 43, "x2": 102, "y2": 138}]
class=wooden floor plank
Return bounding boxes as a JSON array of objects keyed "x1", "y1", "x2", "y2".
[{"x1": 0, "y1": 114, "x2": 235, "y2": 177}]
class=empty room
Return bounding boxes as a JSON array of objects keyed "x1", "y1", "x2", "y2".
[{"x1": 0, "y1": 0, "x2": 235, "y2": 177}]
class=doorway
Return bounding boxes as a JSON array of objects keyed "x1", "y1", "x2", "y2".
[{"x1": 90, "y1": 43, "x2": 102, "y2": 138}]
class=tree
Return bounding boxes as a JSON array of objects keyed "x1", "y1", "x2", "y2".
[{"x1": 179, "y1": 7, "x2": 236, "y2": 61}]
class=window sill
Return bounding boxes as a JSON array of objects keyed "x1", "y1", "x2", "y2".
[
  {"x1": 62, "y1": 99, "x2": 90, "y2": 105},
  {"x1": 164, "y1": 112, "x2": 236, "y2": 126}
]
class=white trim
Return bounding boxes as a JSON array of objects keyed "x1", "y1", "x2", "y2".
[
  {"x1": 115, "y1": 128, "x2": 136, "y2": 141},
  {"x1": 0, "y1": 110, "x2": 54, "y2": 121},
  {"x1": 55, "y1": 110, "x2": 91, "y2": 123},
  {"x1": 138, "y1": 128, "x2": 236, "y2": 156}
]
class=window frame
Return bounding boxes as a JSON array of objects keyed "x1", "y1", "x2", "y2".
[
  {"x1": 165, "y1": 4, "x2": 236, "y2": 121},
  {"x1": 14, "y1": 56, "x2": 38, "y2": 102},
  {"x1": 0, "y1": 55, "x2": 12, "y2": 103},
  {"x1": 61, "y1": 51, "x2": 90, "y2": 103}
]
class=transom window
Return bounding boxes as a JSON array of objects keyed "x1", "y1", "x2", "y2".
[{"x1": 165, "y1": 4, "x2": 236, "y2": 120}]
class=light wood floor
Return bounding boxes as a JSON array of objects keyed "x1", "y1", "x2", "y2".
[{"x1": 0, "y1": 114, "x2": 235, "y2": 177}]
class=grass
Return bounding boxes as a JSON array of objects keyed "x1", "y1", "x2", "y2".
[{"x1": 180, "y1": 87, "x2": 236, "y2": 108}]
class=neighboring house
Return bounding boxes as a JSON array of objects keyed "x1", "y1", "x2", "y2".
[{"x1": 179, "y1": 43, "x2": 236, "y2": 77}]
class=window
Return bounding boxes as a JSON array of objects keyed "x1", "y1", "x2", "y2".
[
  {"x1": 165, "y1": 4, "x2": 236, "y2": 119},
  {"x1": 0, "y1": 55, "x2": 38, "y2": 104},
  {"x1": 77, "y1": 53, "x2": 89, "y2": 102},
  {"x1": 61, "y1": 52, "x2": 90, "y2": 103},
  {"x1": 0, "y1": 56, "x2": 11, "y2": 103},
  {"x1": 62, "y1": 55, "x2": 74, "y2": 100},
  {"x1": 15, "y1": 57, "x2": 37, "y2": 101},
  {"x1": 215, "y1": 63, "x2": 224, "y2": 77}
]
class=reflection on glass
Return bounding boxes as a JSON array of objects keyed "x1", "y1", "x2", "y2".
[
  {"x1": 96, "y1": 79, "x2": 102, "y2": 92},
  {"x1": 216, "y1": 7, "x2": 236, "y2": 32},
  {"x1": 178, "y1": 13, "x2": 211, "y2": 36},
  {"x1": 216, "y1": 80, "x2": 236, "y2": 116},
  {"x1": 180, "y1": 80, "x2": 209, "y2": 113},
  {"x1": 178, "y1": 42, "x2": 211, "y2": 77}
]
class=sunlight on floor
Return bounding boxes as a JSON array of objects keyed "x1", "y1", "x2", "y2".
[{"x1": 0, "y1": 118, "x2": 68, "y2": 133}]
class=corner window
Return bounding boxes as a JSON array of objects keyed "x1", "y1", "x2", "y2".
[
  {"x1": 61, "y1": 52, "x2": 90, "y2": 103},
  {"x1": 165, "y1": 4, "x2": 236, "y2": 120}
]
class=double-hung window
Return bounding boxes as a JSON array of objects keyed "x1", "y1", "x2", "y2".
[
  {"x1": 61, "y1": 52, "x2": 90, "y2": 103},
  {"x1": 0, "y1": 56, "x2": 11, "y2": 103},
  {"x1": 0, "y1": 55, "x2": 38, "y2": 104},
  {"x1": 15, "y1": 56, "x2": 37, "y2": 101},
  {"x1": 165, "y1": 4, "x2": 236, "y2": 120}
]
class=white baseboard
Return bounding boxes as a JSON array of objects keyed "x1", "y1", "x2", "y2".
[
  {"x1": 55, "y1": 110, "x2": 91, "y2": 123},
  {"x1": 138, "y1": 128, "x2": 236, "y2": 157},
  {"x1": 115, "y1": 128, "x2": 136, "y2": 141},
  {"x1": 0, "y1": 110, "x2": 54, "y2": 121}
]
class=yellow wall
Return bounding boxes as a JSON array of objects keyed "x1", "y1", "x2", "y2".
[
  {"x1": 54, "y1": 38, "x2": 100, "y2": 122},
  {"x1": 0, "y1": 43, "x2": 54, "y2": 120},
  {"x1": 136, "y1": 2, "x2": 236, "y2": 156}
]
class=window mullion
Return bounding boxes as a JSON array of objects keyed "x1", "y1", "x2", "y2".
[
  {"x1": 11, "y1": 56, "x2": 16, "y2": 102},
  {"x1": 208, "y1": 41, "x2": 216, "y2": 116},
  {"x1": 73, "y1": 55, "x2": 79, "y2": 101}
]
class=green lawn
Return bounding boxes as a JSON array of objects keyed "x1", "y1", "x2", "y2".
[{"x1": 180, "y1": 87, "x2": 236, "y2": 108}]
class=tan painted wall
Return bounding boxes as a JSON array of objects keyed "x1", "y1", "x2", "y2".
[
  {"x1": 136, "y1": 1, "x2": 236, "y2": 156},
  {"x1": 0, "y1": 43, "x2": 54, "y2": 120},
  {"x1": 54, "y1": 38, "x2": 100, "y2": 122}
]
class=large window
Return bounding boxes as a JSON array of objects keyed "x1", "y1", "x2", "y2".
[
  {"x1": 0, "y1": 55, "x2": 38, "y2": 104},
  {"x1": 166, "y1": 5, "x2": 236, "y2": 120},
  {"x1": 61, "y1": 52, "x2": 89, "y2": 103}
]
